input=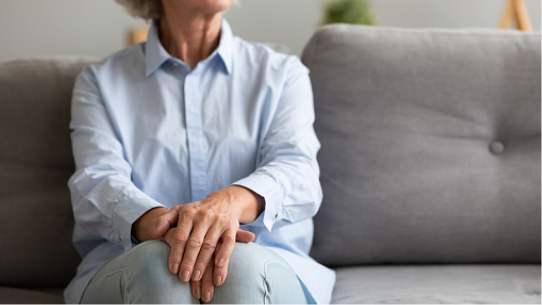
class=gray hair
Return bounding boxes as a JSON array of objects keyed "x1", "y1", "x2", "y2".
[{"x1": 115, "y1": 0, "x2": 163, "y2": 20}]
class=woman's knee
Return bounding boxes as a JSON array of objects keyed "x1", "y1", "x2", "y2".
[
  {"x1": 224, "y1": 243, "x2": 266, "y2": 281},
  {"x1": 123, "y1": 240, "x2": 171, "y2": 280},
  {"x1": 210, "y1": 243, "x2": 307, "y2": 304},
  {"x1": 83, "y1": 240, "x2": 196, "y2": 304}
]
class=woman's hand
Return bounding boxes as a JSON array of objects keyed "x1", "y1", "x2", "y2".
[
  {"x1": 131, "y1": 186, "x2": 262, "y2": 245},
  {"x1": 159, "y1": 186, "x2": 263, "y2": 283},
  {"x1": 131, "y1": 207, "x2": 172, "y2": 243},
  {"x1": 163, "y1": 229, "x2": 226, "y2": 302},
  {"x1": 132, "y1": 185, "x2": 264, "y2": 302}
]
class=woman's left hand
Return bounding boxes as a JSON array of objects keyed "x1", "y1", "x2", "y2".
[{"x1": 157, "y1": 186, "x2": 264, "y2": 295}]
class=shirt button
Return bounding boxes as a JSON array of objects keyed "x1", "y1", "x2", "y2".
[
  {"x1": 274, "y1": 213, "x2": 279, "y2": 218},
  {"x1": 172, "y1": 62, "x2": 178, "y2": 67},
  {"x1": 489, "y1": 141, "x2": 505, "y2": 155}
]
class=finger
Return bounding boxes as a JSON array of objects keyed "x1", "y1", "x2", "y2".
[
  {"x1": 152, "y1": 207, "x2": 179, "y2": 239},
  {"x1": 192, "y1": 221, "x2": 223, "y2": 281},
  {"x1": 180, "y1": 211, "x2": 215, "y2": 282},
  {"x1": 161, "y1": 228, "x2": 176, "y2": 243},
  {"x1": 190, "y1": 278, "x2": 202, "y2": 300},
  {"x1": 201, "y1": 259, "x2": 215, "y2": 303},
  {"x1": 213, "y1": 229, "x2": 236, "y2": 286},
  {"x1": 235, "y1": 229, "x2": 255, "y2": 243},
  {"x1": 167, "y1": 211, "x2": 193, "y2": 275}
]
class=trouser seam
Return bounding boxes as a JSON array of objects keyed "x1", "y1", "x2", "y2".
[
  {"x1": 263, "y1": 260, "x2": 281, "y2": 305},
  {"x1": 109, "y1": 270, "x2": 128, "y2": 304}
]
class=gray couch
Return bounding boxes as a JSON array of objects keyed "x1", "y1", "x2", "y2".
[{"x1": 0, "y1": 25, "x2": 540, "y2": 304}]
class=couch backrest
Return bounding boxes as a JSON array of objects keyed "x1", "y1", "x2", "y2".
[
  {"x1": 0, "y1": 58, "x2": 95, "y2": 287},
  {"x1": 303, "y1": 25, "x2": 541, "y2": 267}
]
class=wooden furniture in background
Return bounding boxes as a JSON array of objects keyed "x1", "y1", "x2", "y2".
[
  {"x1": 499, "y1": 0, "x2": 533, "y2": 31},
  {"x1": 129, "y1": 26, "x2": 150, "y2": 45}
]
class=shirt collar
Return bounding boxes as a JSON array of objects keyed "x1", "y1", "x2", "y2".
[{"x1": 145, "y1": 18, "x2": 234, "y2": 77}]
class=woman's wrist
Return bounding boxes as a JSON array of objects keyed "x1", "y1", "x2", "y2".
[
  {"x1": 131, "y1": 207, "x2": 170, "y2": 242},
  {"x1": 225, "y1": 185, "x2": 265, "y2": 224}
]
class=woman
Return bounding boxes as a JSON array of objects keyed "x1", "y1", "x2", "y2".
[{"x1": 64, "y1": 0, "x2": 335, "y2": 303}]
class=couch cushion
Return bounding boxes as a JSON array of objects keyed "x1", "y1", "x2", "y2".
[
  {"x1": 0, "y1": 286, "x2": 64, "y2": 304},
  {"x1": 0, "y1": 58, "x2": 96, "y2": 287},
  {"x1": 303, "y1": 25, "x2": 541, "y2": 266},
  {"x1": 332, "y1": 265, "x2": 541, "y2": 304}
]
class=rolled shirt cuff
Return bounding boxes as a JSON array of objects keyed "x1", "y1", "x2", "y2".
[
  {"x1": 112, "y1": 196, "x2": 166, "y2": 250},
  {"x1": 232, "y1": 173, "x2": 284, "y2": 232}
]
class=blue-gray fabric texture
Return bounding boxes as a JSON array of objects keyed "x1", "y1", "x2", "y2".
[
  {"x1": 0, "y1": 59, "x2": 91, "y2": 287},
  {"x1": 81, "y1": 241, "x2": 309, "y2": 304},
  {"x1": 331, "y1": 265, "x2": 541, "y2": 304},
  {"x1": 302, "y1": 25, "x2": 541, "y2": 266}
]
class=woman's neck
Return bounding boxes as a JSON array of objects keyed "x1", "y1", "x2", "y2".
[{"x1": 159, "y1": 11, "x2": 222, "y2": 70}]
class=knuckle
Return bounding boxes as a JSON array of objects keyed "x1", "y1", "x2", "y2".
[
  {"x1": 195, "y1": 261, "x2": 206, "y2": 269},
  {"x1": 187, "y1": 238, "x2": 203, "y2": 249},
  {"x1": 200, "y1": 209, "x2": 215, "y2": 221},
  {"x1": 184, "y1": 208, "x2": 197, "y2": 219},
  {"x1": 217, "y1": 215, "x2": 230, "y2": 227},
  {"x1": 201, "y1": 239, "x2": 216, "y2": 251},
  {"x1": 182, "y1": 259, "x2": 196, "y2": 268},
  {"x1": 174, "y1": 233, "x2": 189, "y2": 244},
  {"x1": 222, "y1": 234, "x2": 236, "y2": 246}
]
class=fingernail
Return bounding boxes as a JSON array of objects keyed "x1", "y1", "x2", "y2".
[
  {"x1": 193, "y1": 269, "x2": 201, "y2": 281},
  {"x1": 217, "y1": 258, "x2": 224, "y2": 266},
  {"x1": 204, "y1": 292, "x2": 212, "y2": 302},
  {"x1": 196, "y1": 287, "x2": 201, "y2": 299},
  {"x1": 215, "y1": 275, "x2": 222, "y2": 285},
  {"x1": 170, "y1": 263, "x2": 179, "y2": 274},
  {"x1": 181, "y1": 270, "x2": 190, "y2": 282}
]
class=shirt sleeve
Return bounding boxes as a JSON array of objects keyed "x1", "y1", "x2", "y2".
[
  {"x1": 68, "y1": 66, "x2": 165, "y2": 250},
  {"x1": 232, "y1": 57, "x2": 323, "y2": 232}
]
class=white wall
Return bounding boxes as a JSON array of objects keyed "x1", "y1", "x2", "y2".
[
  {"x1": 0, "y1": 0, "x2": 540, "y2": 63},
  {"x1": 371, "y1": 0, "x2": 541, "y2": 31}
]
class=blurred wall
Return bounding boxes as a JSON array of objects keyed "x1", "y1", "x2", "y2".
[{"x1": 0, "y1": 0, "x2": 540, "y2": 63}]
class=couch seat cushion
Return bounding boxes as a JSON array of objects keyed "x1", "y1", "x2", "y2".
[
  {"x1": 0, "y1": 286, "x2": 64, "y2": 304},
  {"x1": 332, "y1": 264, "x2": 541, "y2": 304}
]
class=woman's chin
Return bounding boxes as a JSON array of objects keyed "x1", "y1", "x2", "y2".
[
  {"x1": 165, "y1": 0, "x2": 235, "y2": 15},
  {"x1": 201, "y1": 0, "x2": 235, "y2": 14}
]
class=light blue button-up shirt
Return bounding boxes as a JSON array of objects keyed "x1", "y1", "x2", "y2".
[{"x1": 64, "y1": 19, "x2": 335, "y2": 304}]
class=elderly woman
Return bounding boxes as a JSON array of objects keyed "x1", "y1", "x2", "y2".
[{"x1": 64, "y1": 0, "x2": 335, "y2": 303}]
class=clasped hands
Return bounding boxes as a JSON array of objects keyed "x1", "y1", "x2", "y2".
[{"x1": 132, "y1": 185, "x2": 264, "y2": 302}]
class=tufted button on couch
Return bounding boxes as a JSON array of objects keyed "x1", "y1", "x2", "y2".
[{"x1": 0, "y1": 25, "x2": 540, "y2": 303}]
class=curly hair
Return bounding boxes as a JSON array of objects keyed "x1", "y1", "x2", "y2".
[{"x1": 115, "y1": 0, "x2": 163, "y2": 20}]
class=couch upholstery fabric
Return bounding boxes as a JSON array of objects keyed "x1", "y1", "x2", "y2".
[
  {"x1": 1, "y1": 29, "x2": 540, "y2": 304},
  {"x1": 0, "y1": 287, "x2": 63, "y2": 304},
  {"x1": 0, "y1": 58, "x2": 94, "y2": 287},
  {"x1": 303, "y1": 25, "x2": 541, "y2": 266},
  {"x1": 331, "y1": 265, "x2": 541, "y2": 304}
]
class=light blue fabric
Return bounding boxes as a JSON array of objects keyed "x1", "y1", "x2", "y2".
[
  {"x1": 80, "y1": 241, "x2": 309, "y2": 304},
  {"x1": 64, "y1": 18, "x2": 335, "y2": 304}
]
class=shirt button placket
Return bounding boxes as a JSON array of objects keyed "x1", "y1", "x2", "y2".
[{"x1": 184, "y1": 71, "x2": 208, "y2": 202}]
